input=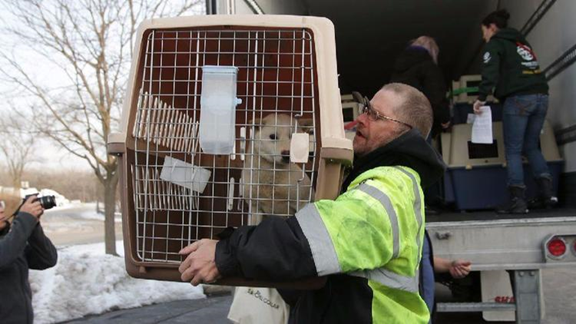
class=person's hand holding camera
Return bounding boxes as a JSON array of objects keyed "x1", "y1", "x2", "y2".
[{"x1": 19, "y1": 196, "x2": 44, "y2": 219}]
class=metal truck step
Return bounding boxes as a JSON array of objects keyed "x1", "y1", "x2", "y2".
[{"x1": 436, "y1": 302, "x2": 516, "y2": 312}]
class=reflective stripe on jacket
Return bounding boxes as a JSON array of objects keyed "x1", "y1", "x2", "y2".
[{"x1": 295, "y1": 165, "x2": 429, "y2": 323}]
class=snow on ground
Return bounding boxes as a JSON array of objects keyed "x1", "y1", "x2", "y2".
[
  {"x1": 72, "y1": 202, "x2": 122, "y2": 222},
  {"x1": 29, "y1": 241, "x2": 205, "y2": 324},
  {"x1": 42, "y1": 201, "x2": 122, "y2": 223}
]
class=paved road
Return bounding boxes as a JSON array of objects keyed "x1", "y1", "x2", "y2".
[
  {"x1": 42, "y1": 205, "x2": 123, "y2": 246},
  {"x1": 63, "y1": 295, "x2": 232, "y2": 324}
]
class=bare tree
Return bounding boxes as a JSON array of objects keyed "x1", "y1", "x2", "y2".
[
  {"x1": 0, "y1": 114, "x2": 38, "y2": 190},
  {"x1": 0, "y1": 0, "x2": 203, "y2": 255}
]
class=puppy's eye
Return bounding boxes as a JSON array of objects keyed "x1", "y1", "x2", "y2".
[{"x1": 269, "y1": 134, "x2": 277, "y2": 140}]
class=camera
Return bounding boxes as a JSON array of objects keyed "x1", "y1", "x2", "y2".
[
  {"x1": 22, "y1": 194, "x2": 57, "y2": 210},
  {"x1": 11, "y1": 194, "x2": 57, "y2": 217}
]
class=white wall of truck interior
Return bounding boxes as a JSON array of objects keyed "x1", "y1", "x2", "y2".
[
  {"x1": 231, "y1": 0, "x2": 306, "y2": 15},
  {"x1": 503, "y1": 0, "x2": 576, "y2": 173}
]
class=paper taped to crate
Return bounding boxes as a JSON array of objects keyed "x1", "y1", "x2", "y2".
[
  {"x1": 471, "y1": 106, "x2": 493, "y2": 144},
  {"x1": 160, "y1": 157, "x2": 211, "y2": 193},
  {"x1": 290, "y1": 133, "x2": 310, "y2": 163}
]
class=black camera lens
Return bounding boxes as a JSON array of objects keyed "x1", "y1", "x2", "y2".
[
  {"x1": 37, "y1": 196, "x2": 57, "y2": 210},
  {"x1": 23, "y1": 194, "x2": 57, "y2": 210}
]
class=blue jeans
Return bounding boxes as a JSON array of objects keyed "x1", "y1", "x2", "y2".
[{"x1": 502, "y1": 94, "x2": 551, "y2": 187}]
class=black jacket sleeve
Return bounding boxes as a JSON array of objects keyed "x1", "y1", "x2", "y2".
[
  {"x1": 25, "y1": 221, "x2": 58, "y2": 270},
  {"x1": 0, "y1": 212, "x2": 38, "y2": 270},
  {"x1": 215, "y1": 216, "x2": 317, "y2": 281},
  {"x1": 478, "y1": 40, "x2": 502, "y2": 101}
]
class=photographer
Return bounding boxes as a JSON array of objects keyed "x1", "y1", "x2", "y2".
[{"x1": 0, "y1": 196, "x2": 58, "y2": 324}]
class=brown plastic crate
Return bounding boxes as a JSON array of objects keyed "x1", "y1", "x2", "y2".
[{"x1": 108, "y1": 15, "x2": 353, "y2": 287}]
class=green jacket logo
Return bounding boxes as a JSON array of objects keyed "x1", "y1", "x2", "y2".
[
  {"x1": 483, "y1": 52, "x2": 491, "y2": 63},
  {"x1": 516, "y1": 44, "x2": 534, "y2": 61}
]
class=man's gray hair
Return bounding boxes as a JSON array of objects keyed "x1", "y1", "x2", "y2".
[{"x1": 381, "y1": 83, "x2": 433, "y2": 138}]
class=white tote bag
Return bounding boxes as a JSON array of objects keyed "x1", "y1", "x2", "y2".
[{"x1": 228, "y1": 287, "x2": 290, "y2": 324}]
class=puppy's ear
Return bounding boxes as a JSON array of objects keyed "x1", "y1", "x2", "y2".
[
  {"x1": 298, "y1": 118, "x2": 314, "y2": 135},
  {"x1": 248, "y1": 118, "x2": 262, "y2": 129},
  {"x1": 298, "y1": 118, "x2": 313, "y2": 127}
]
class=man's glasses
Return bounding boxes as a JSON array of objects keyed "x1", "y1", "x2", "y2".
[{"x1": 352, "y1": 91, "x2": 413, "y2": 130}]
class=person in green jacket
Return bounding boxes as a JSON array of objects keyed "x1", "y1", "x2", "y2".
[
  {"x1": 473, "y1": 9, "x2": 556, "y2": 214},
  {"x1": 179, "y1": 83, "x2": 446, "y2": 323}
]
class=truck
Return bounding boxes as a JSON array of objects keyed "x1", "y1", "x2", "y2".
[{"x1": 205, "y1": 0, "x2": 576, "y2": 323}]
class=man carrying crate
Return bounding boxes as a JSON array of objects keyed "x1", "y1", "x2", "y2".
[{"x1": 179, "y1": 83, "x2": 446, "y2": 324}]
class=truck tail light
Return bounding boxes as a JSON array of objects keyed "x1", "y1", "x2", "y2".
[{"x1": 547, "y1": 238, "x2": 567, "y2": 257}]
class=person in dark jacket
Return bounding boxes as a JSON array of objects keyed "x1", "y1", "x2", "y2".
[
  {"x1": 179, "y1": 83, "x2": 447, "y2": 323},
  {"x1": 0, "y1": 196, "x2": 58, "y2": 324},
  {"x1": 390, "y1": 36, "x2": 451, "y2": 138},
  {"x1": 473, "y1": 9, "x2": 555, "y2": 214},
  {"x1": 390, "y1": 36, "x2": 449, "y2": 215}
]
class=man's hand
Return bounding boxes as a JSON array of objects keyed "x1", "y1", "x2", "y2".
[
  {"x1": 178, "y1": 239, "x2": 221, "y2": 286},
  {"x1": 473, "y1": 100, "x2": 486, "y2": 115},
  {"x1": 449, "y1": 259, "x2": 472, "y2": 279},
  {"x1": 441, "y1": 121, "x2": 451, "y2": 130},
  {"x1": 19, "y1": 196, "x2": 43, "y2": 219}
]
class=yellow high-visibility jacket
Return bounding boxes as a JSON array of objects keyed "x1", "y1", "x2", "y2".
[{"x1": 216, "y1": 130, "x2": 445, "y2": 324}]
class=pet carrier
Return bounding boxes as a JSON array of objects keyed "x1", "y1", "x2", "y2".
[
  {"x1": 107, "y1": 15, "x2": 353, "y2": 286},
  {"x1": 440, "y1": 120, "x2": 562, "y2": 210}
]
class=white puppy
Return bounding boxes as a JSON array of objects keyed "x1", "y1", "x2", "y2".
[{"x1": 242, "y1": 114, "x2": 314, "y2": 224}]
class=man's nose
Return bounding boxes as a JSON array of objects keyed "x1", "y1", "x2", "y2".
[{"x1": 356, "y1": 111, "x2": 368, "y2": 125}]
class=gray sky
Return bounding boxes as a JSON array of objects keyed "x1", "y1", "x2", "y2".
[{"x1": 0, "y1": 1, "x2": 206, "y2": 172}]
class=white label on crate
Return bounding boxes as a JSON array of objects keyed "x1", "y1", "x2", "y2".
[
  {"x1": 160, "y1": 156, "x2": 211, "y2": 193},
  {"x1": 290, "y1": 133, "x2": 310, "y2": 163}
]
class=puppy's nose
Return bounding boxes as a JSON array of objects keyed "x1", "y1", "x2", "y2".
[{"x1": 281, "y1": 150, "x2": 290, "y2": 163}]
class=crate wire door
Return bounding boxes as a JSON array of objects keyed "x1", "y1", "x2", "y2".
[{"x1": 128, "y1": 27, "x2": 320, "y2": 266}]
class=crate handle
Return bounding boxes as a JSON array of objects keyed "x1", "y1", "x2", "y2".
[
  {"x1": 320, "y1": 147, "x2": 354, "y2": 166},
  {"x1": 107, "y1": 132, "x2": 126, "y2": 156}
]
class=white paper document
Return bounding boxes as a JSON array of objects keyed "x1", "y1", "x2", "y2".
[{"x1": 471, "y1": 106, "x2": 493, "y2": 144}]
